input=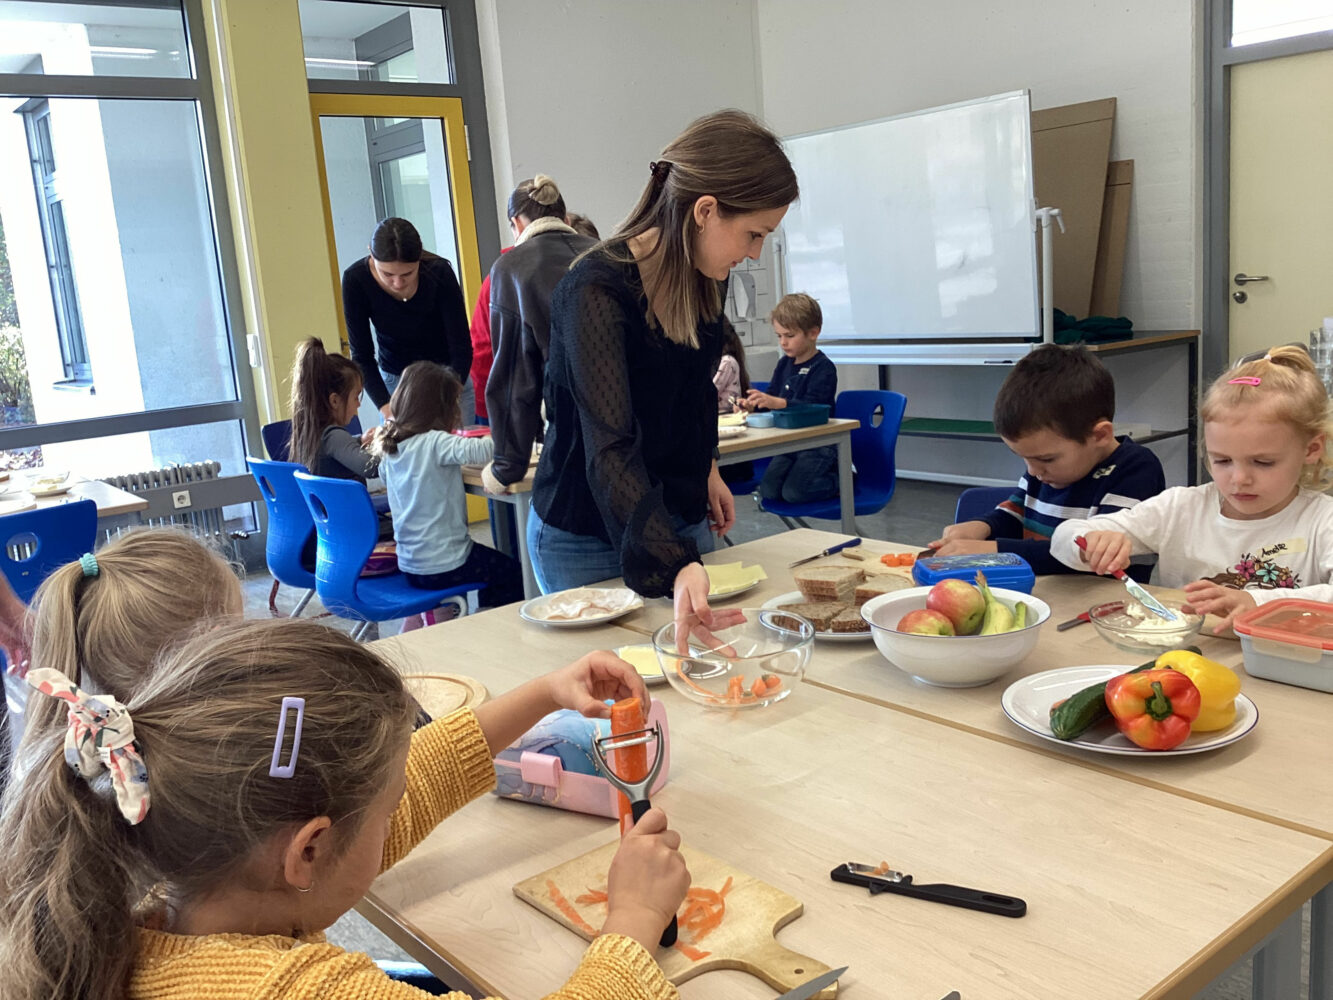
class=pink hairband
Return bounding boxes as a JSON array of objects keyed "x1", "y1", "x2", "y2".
[{"x1": 1228, "y1": 376, "x2": 1262, "y2": 386}]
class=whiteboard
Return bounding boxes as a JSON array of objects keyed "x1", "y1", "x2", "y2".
[{"x1": 781, "y1": 91, "x2": 1039, "y2": 351}]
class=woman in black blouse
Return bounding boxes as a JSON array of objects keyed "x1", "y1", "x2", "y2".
[
  {"x1": 342, "y1": 217, "x2": 475, "y2": 422},
  {"x1": 530, "y1": 110, "x2": 798, "y2": 631}
]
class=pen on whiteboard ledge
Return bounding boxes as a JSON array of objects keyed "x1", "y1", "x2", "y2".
[{"x1": 982, "y1": 359, "x2": 1017, "y2": 365}]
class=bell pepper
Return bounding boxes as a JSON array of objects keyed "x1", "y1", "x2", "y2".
[
  {"x1": 1155, "y1": 650, "x2": 1242, "y2": 732},
  {"x1": 1104, "y1": 668, "x2": 1201, "y2": 751}
]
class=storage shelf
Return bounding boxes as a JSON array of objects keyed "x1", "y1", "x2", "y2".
[{"x1": 899, "y1": 417, "x2": 1188, "y2": 446}]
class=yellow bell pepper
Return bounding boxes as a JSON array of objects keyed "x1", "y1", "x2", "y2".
[{"x1": 1155, "y1": 650, "x2": 1242, "y2": 732}]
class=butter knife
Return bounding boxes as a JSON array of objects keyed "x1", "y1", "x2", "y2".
[
  {"x1": 789, "y1": 538, "x2": 861, "y2": 568},
  {"x1": 1074, "y1": 536, "x2": 1177, "y2": 621},
  {"x1": 775, "y1": 965, "x2": 848, "y2": 1000}
]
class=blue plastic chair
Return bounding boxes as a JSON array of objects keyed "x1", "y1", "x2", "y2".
[
  {"x1": 955, "y1": 486, "x2": 1012, "y2": 523},
  {"x1": 293, "y1": 471, "x2": 479, "y2": 639},
  {"x1": 262, "y1": 416, "x2": 363, "y2": 463},
  {"x1": 0, "y1": 498, "x2": 98, "y2": 603},
  {"x1": 760, "y1": 390, "x2": 907, "y2": 531},
  {"x1": 249, "y1": 457, "x2": 320, "y2": 617}
]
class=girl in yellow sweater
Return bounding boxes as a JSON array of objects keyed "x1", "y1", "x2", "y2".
[{"x1": 0, "y1": 617, "x2": 688, "y2": 1000}]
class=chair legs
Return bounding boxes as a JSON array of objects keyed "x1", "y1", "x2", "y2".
[
  {"x1": 778, "y1": 515, "x2": 812, "y2": 530},
  {"x1": 290, "y1": 588, "x2": 315, "y2": 618}
]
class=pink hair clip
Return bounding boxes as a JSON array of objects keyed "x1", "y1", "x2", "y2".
[{"x1": 1228, "y1": 376, "x2": 1262, "y2": 386}]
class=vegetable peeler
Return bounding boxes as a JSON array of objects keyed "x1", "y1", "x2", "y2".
[
  {"x1": 830, "y1": 862, "x2": 1027, "y2": 917},
  {"x1": 590, "y1": 722, "x2": 677, "y2": 946}
]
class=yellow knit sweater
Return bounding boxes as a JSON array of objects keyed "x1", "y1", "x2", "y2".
[{"x1": 129, "y1": 709, "x2": 678, "y2": 1000}]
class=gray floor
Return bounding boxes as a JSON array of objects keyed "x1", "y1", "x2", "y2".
[{"x1": 254, "y1": 478, "x2": 1292, "y2": 997}]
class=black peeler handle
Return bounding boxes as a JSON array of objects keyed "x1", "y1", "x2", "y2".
[
  {"x1": 830, "y1": 863, "x2": 1026, "y2": 918},
  {"x1": 631, "y1": 799, "x2": 678, "y2": 946}
]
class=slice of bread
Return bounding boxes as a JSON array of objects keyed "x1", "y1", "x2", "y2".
[
  {"x1": 855, "y1": 575, "x2": 915, "y2": 606},
  {"x1": 830, "y1": 605, "x2": 871, "y2": 633},
  {"x1": 792, "y1": 565, "x2": 865, "y2": 604},
  {"x1": 774, "y1": 601, "x2": 845, "y2": 632}
]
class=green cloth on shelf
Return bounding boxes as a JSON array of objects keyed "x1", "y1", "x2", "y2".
[
  {"x1": 900, "y1": 418, "x2": 996, "y2": 436},
  {"x1": 1053, "y1": 308, "x2": 1133, "y2": 345}
]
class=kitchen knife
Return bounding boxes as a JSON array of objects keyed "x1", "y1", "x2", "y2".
[
  {"x1": 1056, "y1": 612, "x2": 1091, "y2": 631},
  {"x1": 1073, "y1": 536, "x2": 1178, "y2": 621},
  {"x1": 774, "y1": 965, "x2": 848, "y2": 1000},
  {"x1": 788, "y1": 538, "x2": 862, "y2": 568}
]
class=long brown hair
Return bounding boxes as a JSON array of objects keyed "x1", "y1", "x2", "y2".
[
  {"x1": 289, "y1": 337, "x2": 363, "y2": 471},
  {"x1": 606, "y1": 109, "x2": 798, "y2": 348},
  {"x1": 367, "y1": 361, "x2": 462, "y2": 456},
  {"x1": 0, "y1": 618, "x2": 415, "y2": 1000},
  {"x1": 18, "y1": 528, "x2": 242, "y2": 748}
]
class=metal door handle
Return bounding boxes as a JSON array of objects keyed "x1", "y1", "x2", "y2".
[{"x1": 1234, "y1": 272, "x2": 1269, "y2": 285}]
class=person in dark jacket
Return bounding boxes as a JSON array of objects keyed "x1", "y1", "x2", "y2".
[{"x1": 481, "y1": 175, "x2": 595, "y2": 494}]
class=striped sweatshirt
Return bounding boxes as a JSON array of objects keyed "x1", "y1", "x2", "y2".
[{"x1": 979, "y1": 437, "x2": 1165, "y2": 575}]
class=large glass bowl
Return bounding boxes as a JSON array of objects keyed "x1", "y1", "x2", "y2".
[
  {"x1": 651, "y1": 608, "x2": 813, "y2": 709},
  {"x1": 1087, "y1": 599, "x2": 1204, "y2": 656}
]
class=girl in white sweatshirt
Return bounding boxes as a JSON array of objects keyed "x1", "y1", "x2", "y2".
[{"x1": 1052, "y1": 345, "x2": 1333, "y2": 633}]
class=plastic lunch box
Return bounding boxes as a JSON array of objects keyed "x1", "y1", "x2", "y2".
[
  {"x1": 911, "y1": 552, "x2": 1036, "y2": 594},
  {"x1": 1232, "y1": 599, "x2": 1333, "y2": 693},
  {"x1": 492, "y1": 698, "x2": 670, "y2": 818},
  {"x1": 772, "y1": 403, "x2": 830, "y2": 429}
]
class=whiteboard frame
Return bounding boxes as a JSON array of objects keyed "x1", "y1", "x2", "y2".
[{"x1": 779, "y1": 89, "x2": 1041, "y2": 364}]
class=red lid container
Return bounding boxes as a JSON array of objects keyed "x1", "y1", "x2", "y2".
[{"x1": 1233, "y1": 599, "x2": 1333, "y2": 650}]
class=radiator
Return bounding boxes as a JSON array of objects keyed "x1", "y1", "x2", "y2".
[{"x1": 101, "y1": 461, "x2": 228, "y2": 540}]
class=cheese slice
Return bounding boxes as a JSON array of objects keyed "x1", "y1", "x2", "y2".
[
  {"x1": 706, "y1": 561, "x2": 768, "y2": 595},
  {"x1": 616, "y1": 644, "x2": 666, "y2": 680},
  {"x1": 718, "y1": 413, "x2": 747, "y2": 427}
]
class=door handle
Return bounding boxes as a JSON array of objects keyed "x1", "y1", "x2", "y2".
[{"x1": 1234, "y1": 272, "x2": 1269, "y2": 285}]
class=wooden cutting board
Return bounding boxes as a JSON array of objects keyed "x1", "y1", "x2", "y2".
[
  {"x1": 400, "y1": 672, "x2": 487, "y2": 721},
  {"x1": 515, "y1": 840, "x2": 838, "y2": 998}
]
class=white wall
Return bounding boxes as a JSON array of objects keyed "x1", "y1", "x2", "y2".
[{"x1": 476, "y1": 0, "x2": 761, "y2": 247}]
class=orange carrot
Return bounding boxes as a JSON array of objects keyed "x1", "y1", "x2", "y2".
[
  {"x1": 871, "y1": 861, "x2": 891, "y2": 876},
  {"x1": 547, "y1": 879, "x2": 598, "y2": 937},
  {"x1": 674, "y1": 941, "x2": 711, "y2": 962},
  {"x1": 726, "y1": 675, "x2": 744, "y2": 702},
  {"x1": 762, "y1": 674, "x2": 783, "y2": 693},
  {"x1": 879, "y1": 553, "x2": 897, "y2": 567},
  {"x1": 575, "y1": 889, "x2": 608, "y2": 905},
  {"x1": 674, "y1": 660, "x2": 721, "y2": 702},
  {"x1": 609, "y1": 698, "x2": 647, "y2": 830},
  {"x1": 751, "y1": 677, "x2": 767, "y2": 698}
]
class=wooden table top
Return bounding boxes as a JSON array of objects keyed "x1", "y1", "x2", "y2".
[
  {"x1": 619, "y1": 529, "x2": 1333, "y2": 843},
  {"x1": 365, "y1": 601, "x2": 1333, "y2": 1000},
  {"x1": 2, "y1": 474, "x2": 148, "y2": 518}
]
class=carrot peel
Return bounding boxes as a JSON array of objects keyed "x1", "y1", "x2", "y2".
[{"x1": 547, "y1": 879, "x2": 598, "y2": 937}]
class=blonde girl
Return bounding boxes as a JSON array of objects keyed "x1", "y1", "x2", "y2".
[
  {"x1": 289, "y1": 337, "x2": 377, "y2": 480},
  {"x1": 529, "y1": 109, "x2": 797, "y2": 638},
  {"x1": 0, "y1": 617, "x2": 688, "y2": 1000},
  {"x1": 1052, "y1": 345, "x2": 1333, "y2": 632}
]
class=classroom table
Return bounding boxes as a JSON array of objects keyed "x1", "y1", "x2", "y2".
[
  {"x1": 1, "y1": 473, "x2": 148, "y2": 528},
  {"x1": 460, "y1": 419, "x2": 861, "y2": 600},
  {"x1": 362, "y1": 595, "x2": 1333, "y2": 1000}
]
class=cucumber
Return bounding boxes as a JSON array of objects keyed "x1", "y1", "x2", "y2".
[{"x1": 1047, "y1": 646, "x2": 1202, "y2": 741}]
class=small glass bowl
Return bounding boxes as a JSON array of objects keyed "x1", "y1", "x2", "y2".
[
  {"x1": 651, "y1": 608, "x2": 813, "y2": 709},
  {"x1": 1087, "y1": 599, "x2": 1204, "y2": 656}
]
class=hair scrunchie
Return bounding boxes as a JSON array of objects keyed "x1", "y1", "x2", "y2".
[
  {"x1": 79, "y1": 553, "x2": 99, "y2": 578},
  {"x1": 26, "y1": 667, "x2": 150, "y2": 825}
]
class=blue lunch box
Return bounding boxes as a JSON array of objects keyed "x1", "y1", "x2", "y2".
[{"x1": 911, "y1": 552, "x2": 1036, "y2": 594}]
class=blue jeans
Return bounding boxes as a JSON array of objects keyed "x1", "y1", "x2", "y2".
[
  {"x1": 527, "y1": 509, "x2": 715, "y2": 594},
  {"x1": 758, "y1": 445, "x2": 838, "y2": 504},
  {"x1": 381, "y1": 367, "x2": 476, "y2": 425}
]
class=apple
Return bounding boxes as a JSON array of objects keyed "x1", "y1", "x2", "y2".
[
  {"x1": 896, "y1": 608, "x2": 955, "y2": 636},
  {"x1": 926, "y1": 579, "x2": 987, "y2": 635}
]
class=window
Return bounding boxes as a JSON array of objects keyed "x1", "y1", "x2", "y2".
[
  {"x1": 1232, "y1": 0, "x2": 1333, "y2": 46},
  {"x1": 298, "y1": 1, "x2": 453, "y2": 85},
  {"x1": 23, "y1": 102, "x2": 91, "y2": 383}
]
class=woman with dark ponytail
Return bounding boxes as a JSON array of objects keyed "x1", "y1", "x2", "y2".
[{"x1": 342, "y1": 217, "x2": 476, "y2": 423}]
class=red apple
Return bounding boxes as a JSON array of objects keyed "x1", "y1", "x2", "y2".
[
  {"x1": 896, "y1": 608, "x2": 956, "y2": 636},
  {"x1": 926, "y1": 579, "x2": 987, "y2": 635}
]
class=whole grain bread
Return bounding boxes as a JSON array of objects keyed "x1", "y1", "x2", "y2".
[
  {"x1": 830, "y1": 606, "x2": 871, "y2": 633},
  {"x1": 774, "y1": 601, "x2": 845, "y2": 632},
  {"x1": 792, "y1": 565, "x2": 864, "y2": 604},
  {"x1": 855, "y1": 575, "x2": 915, "y2": 606}
]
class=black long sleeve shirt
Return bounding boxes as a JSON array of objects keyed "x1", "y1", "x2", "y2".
[
  {"x1": 532, "y1": 248, "x2": 724, "y2": 598},
  {"x1": 342, "y1": 254, "x2": 472, "y2": 409}
]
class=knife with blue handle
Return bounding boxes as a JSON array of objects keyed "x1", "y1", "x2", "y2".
[
  {"x1": 775, "y1": 965, "x2": 848, "y2": 1000},
  {"x1": 788, "y1": 538, "x2": 861, "y2": 568}
]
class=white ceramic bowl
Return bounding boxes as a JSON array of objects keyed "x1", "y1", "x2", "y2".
[{"x1": 861, "y1": 586, "x2": 1051, "y2": 687}]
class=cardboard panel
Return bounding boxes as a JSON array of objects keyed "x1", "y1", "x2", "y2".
[{"x1": 1090, "y1": 160, "x2": 1134, "y2": 318}]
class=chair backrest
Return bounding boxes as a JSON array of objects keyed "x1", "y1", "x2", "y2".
[
  {"x1": 751, "y1": 380, "x2": 770, "y2": 393},
  {"x1": 955, "y1": 486, "x2": 1013, "y2": 523},
  {"x1": 0, "y1": 498, "x2": 98, "y2": 603},
  {"x1": 261, "y1": 420, "x2": 292, "y2": 463},
  {"x1": 292, "y1": 471, "x2": 378, "y2": 612},
  {"x1": 835, "y1": 390, "x2": 907, "y2": 502},
  {"x1": 248, "y1": 457, "x2": 317, "y2": 588},
  {"x1": 263, "y1": 417, "x2": 365, "y2": 465}
]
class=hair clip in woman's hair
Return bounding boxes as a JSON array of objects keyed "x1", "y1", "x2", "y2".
[
  {"x1": 649, "y1": 160, "x2": 672, "y2": 182},
  {"x1": 269, "y1": 696, "x2": 305, "y2": 779},
  {"x1": 1228, "y1": 376, "x2": 1262, "y2": 386},
  {"x1": 79, "y1": 553, "x2": 99, "y2": 578}
]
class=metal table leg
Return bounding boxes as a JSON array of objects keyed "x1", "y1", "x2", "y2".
[
  {"x1": 1251, "y1": 904, "x2": 1303, "y2": 1000},
  {"x1": 512, "y1": 493, "x2": 539, "y2": 599},
  {"x1": 836, "y1": 430, "x2": 855, "y2": 535},
  {"x1": 1313, "y1": 886, "x2": 1331, "y2": 1000}
]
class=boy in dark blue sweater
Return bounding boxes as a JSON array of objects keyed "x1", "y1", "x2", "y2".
[
  {"x1": 927, "y1": 344, "x2": 1165, "y2": 575},
  {"x1": 743, "y1": 293, "x2": 838, "y2": 503}
]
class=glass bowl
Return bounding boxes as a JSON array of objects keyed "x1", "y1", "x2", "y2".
[
  {"x1": 1087, "y1": 599, "x2": 1204, "y2": 656},
  {"x1": 651, "y1": 608, "x2": 813, "y2": 709}
]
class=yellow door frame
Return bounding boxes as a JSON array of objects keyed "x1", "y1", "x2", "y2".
[{"x1": 308, "y1": 94, "x2": 482, "y2": 349}]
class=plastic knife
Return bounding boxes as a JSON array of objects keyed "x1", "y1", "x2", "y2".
[
  {"x1": 788, "y1": 538, "x2": 862, "y2": 568},
  {"x1": 1073, "y1": 536, "x2": 1178, "y2": 621},
  {"x1": 774, "y1": 965, "x2": 848, "y2": 1000}
]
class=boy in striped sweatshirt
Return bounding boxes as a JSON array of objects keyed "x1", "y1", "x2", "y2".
[{"x1": 929, "y1": 345, "x2": 1165, "y2": 576}]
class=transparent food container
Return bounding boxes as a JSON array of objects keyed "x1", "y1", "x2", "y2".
[{"x1": 1233, "y1": 599, "x2": 1333, "y2": 693}]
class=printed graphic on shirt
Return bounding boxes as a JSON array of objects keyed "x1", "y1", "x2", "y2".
[{"x1": 1205, "y1": 537, "x2": 1306, "y2": 590}]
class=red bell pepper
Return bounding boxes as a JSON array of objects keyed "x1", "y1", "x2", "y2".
[{"x1": 1104, "y1": 668, "x2": 1201, "y2": 751}]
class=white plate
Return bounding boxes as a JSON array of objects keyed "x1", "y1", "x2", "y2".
[
  {"x1": 29, "y1": 483, "x2": 72, "y2": 498},
  {"x1": 761, "y1": 590, "x2": 874, "y2": 643},
  {"x1": 717, "y1": 425, "x2": 748, "y2": 440},
  {"x1": 1001, "y1": 664, "x2": 1259, "y2": 757},
  {"x1": 615, "y1": 643, "x2": 668, "y2": 686},
  {"x1": 0, "y1": 492, "x2": 36, "y2": 516},
  {"x1": 518, "y1": 588, "x2": 643, "y2": 628}
]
